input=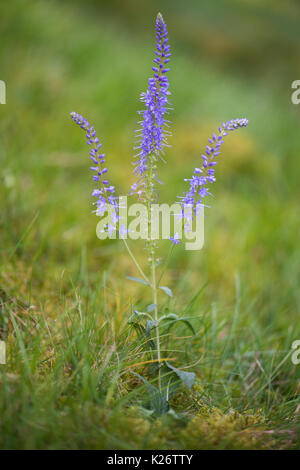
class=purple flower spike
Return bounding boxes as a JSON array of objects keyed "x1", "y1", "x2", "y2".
[
  {"x1": 179, "y1": 118, "x2": 249, "y2": 220},
  {"x1": 131, "y1": 13, "x2": 171, "y2": 196},
  {"x1": 70, "y1": 111, "x2": 118, "y2": 220}
]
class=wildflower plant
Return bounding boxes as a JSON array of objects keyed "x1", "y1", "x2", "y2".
[{"x1": 70, "y1": 13, "x2": 248, "y2": 415}]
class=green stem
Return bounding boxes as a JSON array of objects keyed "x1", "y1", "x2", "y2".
[
  {"x1": 122, "y1": 239, "x2": 151, "y2": 286},
  {"x1": 150, "y1": 243, "x2": 161, "y2": 392},
  {"x1": 157, "y1": 244, "x2": 174, "y2": 287},
  {"x1": 145, "y1": 155, "x2": 162, "y2": 392}
]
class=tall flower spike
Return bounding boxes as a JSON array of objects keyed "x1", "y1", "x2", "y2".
[
  {"x1": 131, "y1": 13, "x2": 171, "y2": 196},
  {"x1": 178, "y1": 118, "x2": 249, "y2": 221},
  {"x1": 70, "y1": 112, "x2": 118, "y2": 229}
]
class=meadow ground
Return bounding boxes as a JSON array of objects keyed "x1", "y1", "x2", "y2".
[{"x1": 0, "y1": 0, "x2": 299, "y2": 449}]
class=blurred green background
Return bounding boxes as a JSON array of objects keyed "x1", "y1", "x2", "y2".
[
  {"x1": 1, "y1": 0, "x2": 299, "y2": 307},
  {"x1": 0, "y1": 0, "x2": 300, "y2": 448}
]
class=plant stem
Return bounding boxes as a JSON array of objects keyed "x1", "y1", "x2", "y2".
[
  {"x1": 122, "y1": 238, "x2": 151, "y2": 286},
  {"x1": 145, "y1": 153, "x2": 162, "y2": 392},
  {"x1": 150, "y1": 242, "x2": 161, "y2": 392},
  {"x1": 157, "y1": 244, "x2": 174, "y2": 287}
]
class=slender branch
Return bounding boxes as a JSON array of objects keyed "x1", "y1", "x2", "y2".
[
  {"x1": 122, "y1": 238, "x2": 151, "y2": 286},
  {"x1": 157, "y1": 244, "x2": 174, "y2": 287}
]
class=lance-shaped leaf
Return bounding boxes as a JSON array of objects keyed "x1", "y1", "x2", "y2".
[
  {"x1": 165, "y1": 362, "x2": 196, "y2": 389},
  {"x1": 159, "y1": 313, "x2": 196, "y2": 335},
  {"x1": 128, "y1": 315, "x2": 156, "y2": 350},
  {"x1": 159, "y1": 286, "x2": 173, "y2": 297},
  {"x1": 127, "y1": 276, "x2": 149, "y2": 286},
  {"x1": 128, "y1": 310, "x2": 153, "y2": 323},
  {"x1": 131, "y1": 372, "x2": 169, "y2": 416},
  {"x1": 147, "y1": 304, "x2": 157, "y2": 313},
  {"x1": 145, "y1": 320, "x2": 158, "y2": 336}
]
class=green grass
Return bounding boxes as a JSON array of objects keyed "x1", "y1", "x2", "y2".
[{"x1": 0, "y1": 0, "x2": 300, "y2": 449}]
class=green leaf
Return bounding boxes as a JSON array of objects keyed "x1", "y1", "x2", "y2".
[
  {"x1": 128, "y1": 320, "x2": 155, "y2": 349},
  {"x1": 160, "y1": 313, "x2": 178, "y2": 322},
  {"x1": 159, "y1": 313, "x2": 196, "y2": 335},
  {"x1": 145, "y1": 320, "x2": 158, "y2": 336},
  {"x1": 128, "y1": 321, "x2": 147, "y2": 337},
  {"x1": 159, "y1": 286, "x2": 173, "y2": 297},
  {"x1": 131, "y1": 372, "x2": 169, "y2": 416},
  {"x1": 147, "y1": 304, "x2": 157, "y2": 313},
  {"x1": 129, "y1": 310, "x2": 153, "y2": 322},
  {"x1": 165, "y1": 362, "x2": 195, "y2": 389},
  {"x1": 178, "y1": 318, "x2": 196, "y2": 335},
  {"x1": 127, "y1": 276, "x2": 149, "y2": 286}
]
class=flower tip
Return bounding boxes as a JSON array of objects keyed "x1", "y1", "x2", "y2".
[
  {"x1": 70, "y1": 111, "x2": 79, "y2": 121},
  {"x1": 156, "y1": 12, "x2": 164, "y2": 23}
]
